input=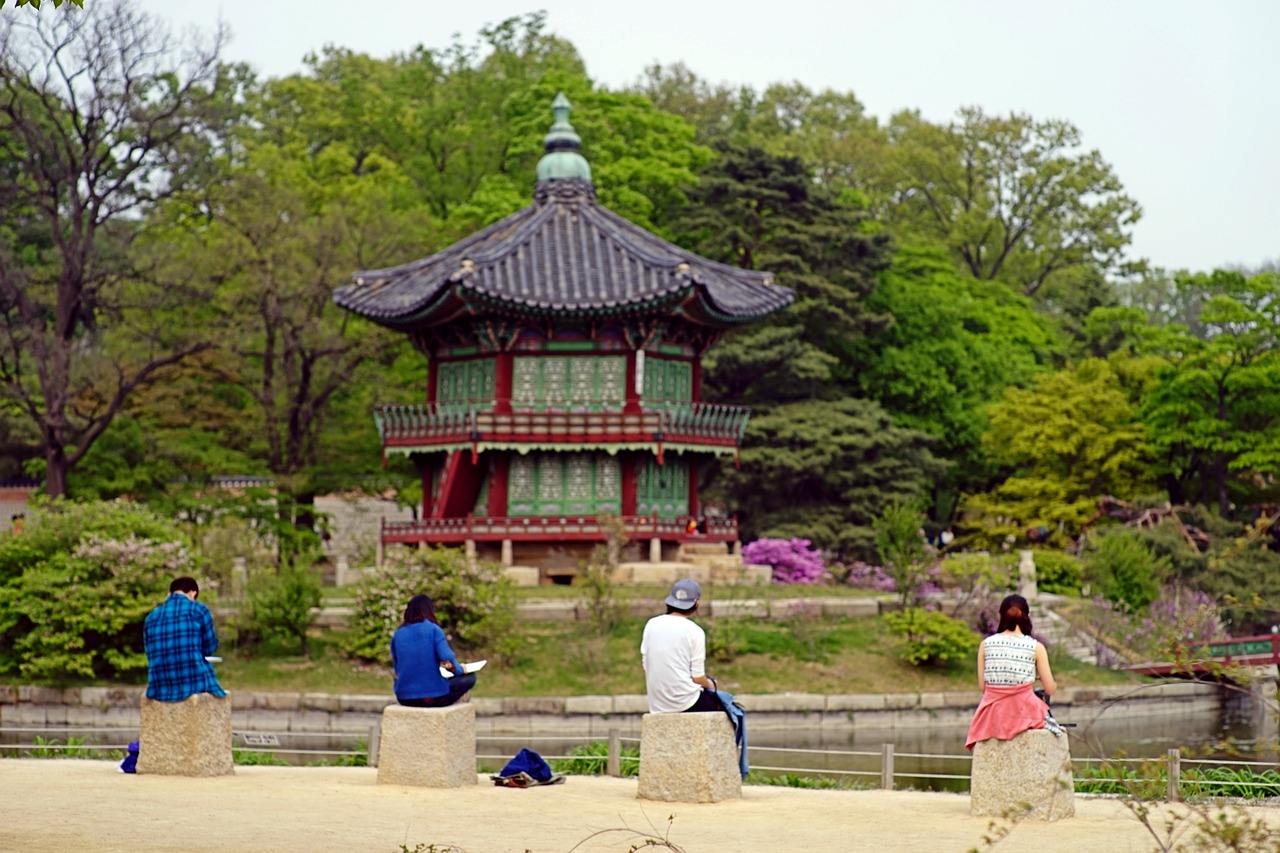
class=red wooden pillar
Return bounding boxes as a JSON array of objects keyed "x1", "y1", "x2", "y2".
[
  {"x1": 490, "y1": 454, "x2": 509, "y2": 517},
  {"x1": 495, "y1": 351, "x2": 514, "y2": 413},
  {"x1": 621, "y1": 454, "x2": 637, "y2": 516},
  {"x1": 690, "y1": 357, "x2": 702, "y2": 403},
  {"x1": 625, "y1": 350, "x2": 641, "y2": 414}
]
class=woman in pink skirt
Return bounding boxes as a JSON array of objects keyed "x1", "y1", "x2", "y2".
[{"x1": 965, "y1": 594, "x2": 1057, "y2": 750}]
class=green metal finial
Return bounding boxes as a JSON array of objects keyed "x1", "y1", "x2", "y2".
[
  {"x1": 536, "y1": 91, "x2": 592, "y2": 183},
  {"x1": 550, "y1": 92, "x2": 572, "y2": 130}
]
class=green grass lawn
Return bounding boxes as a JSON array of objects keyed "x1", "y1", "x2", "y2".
[{"x1": 207, "y1": 610, "x2": 1142, "y2": 698}]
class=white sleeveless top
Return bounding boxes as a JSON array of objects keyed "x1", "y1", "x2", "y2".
[{"x1": 982, "y1": 633, "x2": 1037, "y2": 685}]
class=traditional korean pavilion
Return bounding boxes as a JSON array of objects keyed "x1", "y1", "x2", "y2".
[{"x1": 334, "y1": 94, "x2": 793, "y2": 579}]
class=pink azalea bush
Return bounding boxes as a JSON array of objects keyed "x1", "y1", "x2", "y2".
[
  {"x1": 842, "y1": 561, "x2": 896, "y2": 591},
  {"x1": 742, "y1": 537, "x2": 828, "y2": 585}
]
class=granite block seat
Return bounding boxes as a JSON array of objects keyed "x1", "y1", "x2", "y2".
[
  {"x1": 376, "y1": 703, "x2": 477, "y2": 788},
  {"x1": 137, "y1": 693, "x2": 234, "y2": 777},
  {"x1": 970, "y1": 728, "x2": 1074, "y2": 821},
  {"x1": 637, "y1": 711, "x2": 741, "y2": 803}
]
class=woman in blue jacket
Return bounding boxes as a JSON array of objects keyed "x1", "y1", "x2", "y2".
[{"x1": 391, "y1": 595, "x2": 477, "y2": 707}]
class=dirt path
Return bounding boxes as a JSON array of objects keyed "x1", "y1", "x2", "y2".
[{"x1": 3, "y1": 759, "x2": 1276, "y2": 853}]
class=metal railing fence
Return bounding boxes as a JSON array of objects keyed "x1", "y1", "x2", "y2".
[{"x1": 5, "y1": 726, "x2": 1278, "y2": 800}]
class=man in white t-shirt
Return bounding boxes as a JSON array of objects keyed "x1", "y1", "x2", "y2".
[{"x1": 640, "y1": 578, "x2": 722, "y2": 713}]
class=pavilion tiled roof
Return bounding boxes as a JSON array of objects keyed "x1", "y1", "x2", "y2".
[
  {"x1": 334, "y1": 181, "x2": 793, "y2": 329},
  {"x1": 334, "y1": 94, "x2": 793, "y2": 332}
]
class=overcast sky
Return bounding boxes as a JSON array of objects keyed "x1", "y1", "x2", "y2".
[{"x1": 129, "y1": 0, "x2": 1279, "y2": 274}]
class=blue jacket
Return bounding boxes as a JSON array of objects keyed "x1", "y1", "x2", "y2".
[
  {"x1": 714, "y1": 689, "x2": 749, "y2": 779},
  {"x1": 390, "y1": 620, "x2": 463, "y2": 701}
]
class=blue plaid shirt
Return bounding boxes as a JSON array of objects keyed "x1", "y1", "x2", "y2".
[{"x1": 143, "y1": 593, "x2": 226, "y2": 702}]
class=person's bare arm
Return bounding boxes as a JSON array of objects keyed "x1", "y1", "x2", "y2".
[
  {"x1": 976, "y1": 642, "x2": 986, "y2": 690},
  {"x1": 1035, "y1": 641, "x2": 1056, "y2": 696},
  {"x1": 693, "y1": 675, "x2": 715, "y2": 691}
]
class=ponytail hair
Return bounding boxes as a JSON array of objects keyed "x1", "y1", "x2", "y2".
[{"x1": 996, "y1": 593, "x2": 1033, "y2": 635}]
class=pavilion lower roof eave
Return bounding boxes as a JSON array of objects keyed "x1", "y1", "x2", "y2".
[
  {"x1": 363, "y1": 291, "x2": 782, "y2": 333},
  {"x1": 383, "y1": 441, "x2": 739, "y2": 459}
]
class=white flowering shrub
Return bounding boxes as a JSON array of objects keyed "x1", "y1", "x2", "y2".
[
  {"x1": 344, "y1": 546, "x2": 517, "y2": 664},
  {"x1": 0, "y1": 499, "x2": 199, "y2": 682}
]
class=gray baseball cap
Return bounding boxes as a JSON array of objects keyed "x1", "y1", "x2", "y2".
[{"x1": 664, "y1": 578, "x2": 701, "y2": 610}]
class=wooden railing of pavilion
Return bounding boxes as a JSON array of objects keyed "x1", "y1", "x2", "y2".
[
  {"x1": 382, "y1": 513, "x2": 738, "y2": 544},
  {"x1": 373, "y1": 400, "x2": 750, "y2": 451}
]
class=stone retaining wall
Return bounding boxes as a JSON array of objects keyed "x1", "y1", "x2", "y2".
[{"x1": 0, "y1": 681, "x2": 1223, "y2": 742}]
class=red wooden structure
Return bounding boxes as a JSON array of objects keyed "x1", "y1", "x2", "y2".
[{"x1": 1123, "y1": 634, "x2": 1280, "y2": 677}]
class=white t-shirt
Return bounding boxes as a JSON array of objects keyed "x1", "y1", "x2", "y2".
[
  {"x1": 640, "y1": 613, "x2": 706, "y2": 713},
  {"x1": 982, "y1": 633, "x2": 1038, "y2": 685}
]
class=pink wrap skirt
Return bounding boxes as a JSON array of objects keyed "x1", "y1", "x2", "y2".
[{"x1": 965, "y1": 683, "x2": 1047, "y2": 751}]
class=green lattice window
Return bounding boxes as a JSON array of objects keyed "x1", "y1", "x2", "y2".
[
  {"x1": 642, "y1": 357, "x2": 692, "y2": 403},
  {"x1": 436, "y1": 359, "x2": 495, "y2": 405},
  {"x1": 507, "y1": 452, "x2": 621, "y2": 515},
  {"x1": 636, "y1": 459, "x2": 689, "y2": 517},
  {"x1": 512, "y1": 355, "x2": 625, "y2": 410}
]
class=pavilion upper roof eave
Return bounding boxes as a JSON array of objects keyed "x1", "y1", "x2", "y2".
[{"x1": 336, "y1": 188, "x2": 793, "y2": 326}]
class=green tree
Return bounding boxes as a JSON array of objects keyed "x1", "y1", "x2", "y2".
[
  {"x1": 629, "y1": 61, "x2": 748, "y2": 144},
  {"x1": 881, "y1": 107, "x2": 1141, "y2": 296},
  {"x1": 678, "y1": 142, "x2": 939, "y2": 558},
  {"x1": 681, "y1": 141, "x2": 892, "y2": 405},
  {"x1": 720, "y1": 398, "x2": 942, "y2": 559},
  {"x1": 851, "y1": 245, "x2": 1062, "y2": 507},
  {"x1": 964, "y1": 358, "x2": 1157, "y2": 546},
  {"x1": 1083, "y1": 528, "x2": 1171, "y2": 611},
  {"x1": 149, "y1": 137, "x2": 428, "y2": 557},
  {"x1": 1142, "y1": 270, "x2": 1280, "y2": 513},
  {"x1": 247, "y1": 564, "x2": 322, "y2": 661},
  {"x1": 0, "y1": 4, "x2": 236, "y2": 496},
  {"x1": 873, "y1": 500, "x2": 932, "y2": 609},
  {"x1": 258, "y1": 16, "x2": 708, "y2": 240},
  {"x1": 631, "y1": 67, "x2": 886, "y2": 200}
]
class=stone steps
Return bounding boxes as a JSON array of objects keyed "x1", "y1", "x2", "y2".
[{"x1": 1032, "y1": 603, "x2": 1100, "y2": 666}]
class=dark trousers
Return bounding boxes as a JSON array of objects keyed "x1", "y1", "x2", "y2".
[
  {"x1": 398, "y1": 673, "x2": 477, "y2": 708},
  {"x1": 683, "y1": 689, "x2": 722, "y2": 713}
]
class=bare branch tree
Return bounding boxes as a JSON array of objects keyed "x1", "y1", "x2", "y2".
[{"x1": 0, "y1": 1, "x2": 235, "y2": 495}]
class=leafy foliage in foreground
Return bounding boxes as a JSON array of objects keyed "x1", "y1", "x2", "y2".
[
  {"x1": 0, "y1": 500, "x2": 197, "y2": 682},
  {"x1": 883, "y1": 608, "x2": 981, "y2": 667}
]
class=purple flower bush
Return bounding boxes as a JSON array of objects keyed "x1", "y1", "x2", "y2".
[
  {"x1": 1088, "y1": 584, "x2": 1224, "y2": 667},
  {"x1": 742, "y1": 538, "x2": 828, "y2": 585},
  {"x1": 842, "y1": 561, "x2": 897, "y2": 592}
]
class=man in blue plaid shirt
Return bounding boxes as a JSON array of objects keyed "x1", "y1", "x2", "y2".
[{"x1": 143, "y1": 577, "x2": 226, "y2": 702}]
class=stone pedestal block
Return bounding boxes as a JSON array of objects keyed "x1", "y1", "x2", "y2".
[
  {"x1": 377, "y1": 703, "x2": 477, "y2": 788},
  {"x1": 638, "y1": 711, "x2": 741, "y2": 803},
  {"x1": 970, "y1": 729, "x2": 1074, "y2": 821},
  {"x1": 137, "y1": 693, "x2": 234, "y2": 777}
]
